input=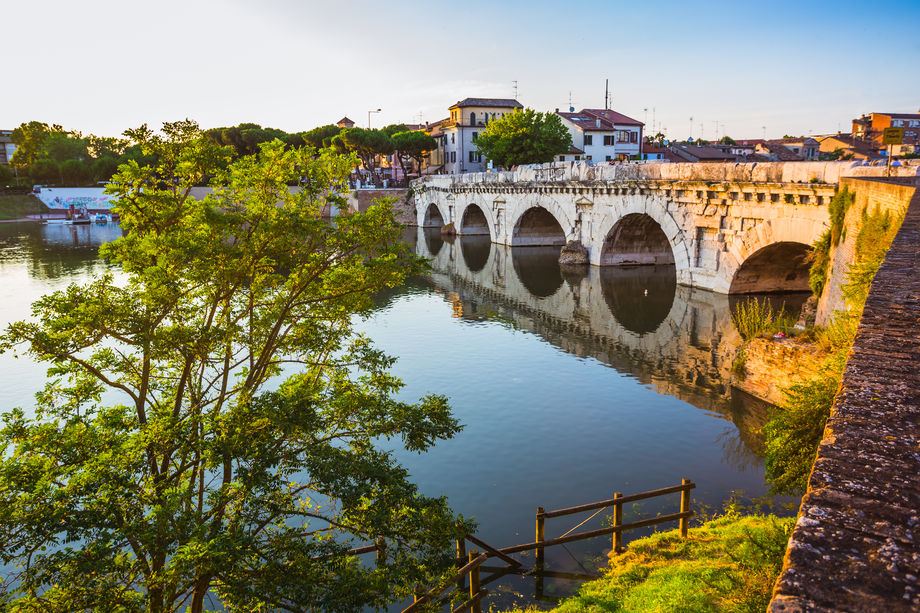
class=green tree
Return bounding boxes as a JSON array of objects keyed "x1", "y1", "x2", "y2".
[
  {"x1": 645, "y1": 132, "x2": 667, "y2": 148},
  {"x1": 60, "y1": 158, "x2": 91, "y2": 185},
  {"x1": 335, "y1": 128, "x2": 395, "y2": 184},
  {"x1": 301, "y1": 125, "x2": 342, "y2": 149},
  {"x1": 392, "y1": 130, "x2": 437, "y2": 182},
  {"x1": 473, "y1": 109, "x2": 571, "y2": 168},
  {"x1": 9, "y1": 121, "x2": 62, "y2": 171},
  {"x1": 91, "y1": 156, "x2": 121, "y2": 182},
  {"x1": 0, "y1": 164, "x2": 13, "y2": 184},
  {"x1": 719, "y1": 135, "x2": 737, "y2": 145},
  {"x1": 30, "y1": 158, "x2": 60, "y2": 184},
  {"x1": 0, "y1": 121, "x2": 467, "y2": 612},
  {"x1": 42, "y1": 131, "x2": 89, "y2": 165}
]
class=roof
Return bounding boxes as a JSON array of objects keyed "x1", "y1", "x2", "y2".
[
  {"x1": 336, "y1": 116, "x2": 355, "y2": 125},
  {"x1": 582, "y1": 108, "x2": 643, "y2": 126},
  {"x1": 450, "y1": 98, "x2": 523, "y2": 109},
  {"x1": 565, "y1": 145, "x2": 585, "y2": 154},
  {"x1": 757, "y1": 142, "x2": 804, "y2": 161},
  {"x1": 669, "y1": 145, "x2": 736, "y2": 161},
  {"x1": 557, "y1": 108, "x2": 643, "y2": 131},
  {"x1": 871, "y1": 112, "x2": 920, "y2": 120},
  {"x1": 642, "y1": 143, "x2": 667, "y2": 154},
  {"x1": 734, "y1": 139, "x2": 764, "y2": 147}
]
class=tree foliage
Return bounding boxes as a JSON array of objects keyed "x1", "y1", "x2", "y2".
[
  {"x1": 472, "y1": 109, "x2": 571, "y2": 168},
  {"x1": 0, "y1": 121, "x2": 467, "y2": 612},
  {"x1": 302, "y1": 124, "x2": 342, "y2": 150},
  {"x1": 392, "y1": 130, "x2": 437, "y2": 179}
]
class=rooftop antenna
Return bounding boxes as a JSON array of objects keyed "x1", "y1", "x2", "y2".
[
  {"x1": 512, "y1": 80, "x2": 519, "y2": 100},
  {"x1": 689, "y1": 116, "x2": 693, "y2": 140},
  {"x1": 568, "y1": 91, "x2": 574, "y2": 113},
  {"x1": 605, "y1": 79, "x2": 609, "y2": 110},
  {"x1": 652, "y1": 107, "x2": 656, "y2": 134},
  {"x1": 644, "y1": 107, "x2": 648, "y2": 126},
  {"x1": 762, "y1": 125, "x2": 766, "y2": 140}
]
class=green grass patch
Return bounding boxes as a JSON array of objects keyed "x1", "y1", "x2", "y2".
[
  {"x1": 0, "y1": 194, "x2": 48, "y2": 220},
  {"x1": 506, "y1": 514, "x2": 794, "y2": 613}
]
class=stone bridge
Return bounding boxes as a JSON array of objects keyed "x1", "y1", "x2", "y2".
[{"x1": 412, "y1": 161, "x2": 919, "y2": 298}]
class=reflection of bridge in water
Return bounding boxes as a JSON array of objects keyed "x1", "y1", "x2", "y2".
[{"x1": 416, "y1": 228, "x2": 774, "y2": 458}]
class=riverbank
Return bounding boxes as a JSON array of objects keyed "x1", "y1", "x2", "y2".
[
  {"x1": 505, "y1": 513, "x2": 794, "y2": 613},
  {"x1": 0, "y1": 193, "x2": 48, "y2": 221}
]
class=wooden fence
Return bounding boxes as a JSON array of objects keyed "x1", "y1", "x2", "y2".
[{"x1": 390, "y1": 478, "x2": 695, "y2": 612}]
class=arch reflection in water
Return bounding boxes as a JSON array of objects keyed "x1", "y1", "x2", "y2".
[
  {"x1": 422, "y1": 227, "x2": 444, "y2": 257},
  {"x1": 599, "y1": 265, "x2": 677, "y2": 335},
  {"x1": 460, "y1": 204, "x2": 490, "y2": 236},
  {"x1": 511, "y1": 246, "x2": 564, "y2": 298},
  {"x1": 458, "y1": 235, "x2": 491, "y2": 272}
]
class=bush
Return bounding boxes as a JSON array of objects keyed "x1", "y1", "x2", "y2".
[
  {"x1": 60, "y1": 159, "x2": 91, "y2": 185},
  {"x1": 828, "y1": 187, "x2": 854, "y2": 246},
  {"x1": 808, "y1": 230, "x2": 831, "y2": 297}
]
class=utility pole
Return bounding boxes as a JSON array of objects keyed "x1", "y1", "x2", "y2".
[{"x1": 689, "y1": 116, "x2": 693, "y2": 140}]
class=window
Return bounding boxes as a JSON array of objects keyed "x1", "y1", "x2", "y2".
[
  {"x1": 603, "y1": 135, "x2": 614, "y2": 146},
  {"x1": 451, "y1": 152, "x2": 456, "y2": 162},
  {"x1": 631, "y1": 132, "x2": 637, "y2": 143},
  {"x1": 559, "y1": 156, "x2": 566, "y2": 161},
  {"x1": 584, "y1": 135, "x2": 593, "y2": 145},
  {"x1": 472, "y1": 132, "x2": 478, "y2": 141},
  {"x1": 470, "y1": 151, "x2": 483, "y2": 163},
  {"x1": 574, "y1": 155, "x2": 581, "y2": 160},
  {"x1": 615, "y1": 130, "x2": 630, "y2": 143},
  {"x1": 470, "y1": 112, "x2": 476, "y2": 125},
  {"x1": 605, "y1": 155, "x2": 612, "y2": 161},
  {"x1": 451, "y1": 133, "x2": 455, "y2": 144}
]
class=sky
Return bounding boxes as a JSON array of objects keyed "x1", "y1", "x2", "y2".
[{"x1": 5, "y1": 0, "x2": 920, "y2": 141}]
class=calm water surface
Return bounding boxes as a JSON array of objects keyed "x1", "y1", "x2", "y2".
[{"x1": 0, "y1": 222, "x2": 797, "y2": 610}]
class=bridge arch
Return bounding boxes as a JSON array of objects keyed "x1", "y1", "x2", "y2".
[
  {"x1": 725, "y1": 217, "x2": 826, "y2": 294},
  {"x1": 458, "y1": 203, "x2": 492, "y2": 237},
  {"x1": 594, "y1": 195, "x2": 691, "y2": 283},
  {"x1": 600, "y1": 213, "x2": 676, "y2": 266},
  {"x1": 511, "y1": 206, "x2": 568, "y2": 246},
  {"x1": 419, "y1": 202, "x2": 447, "y2": 227}
]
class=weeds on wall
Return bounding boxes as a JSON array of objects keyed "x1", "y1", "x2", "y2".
[{"x1": 762, "y1": 198, "x2": 906, "y2": 495}]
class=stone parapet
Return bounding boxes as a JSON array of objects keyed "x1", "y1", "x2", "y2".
[
  {"x1": 769, "y1": 184, "x2": 920, "y2": 612},
  {"x1": 732, "y1": 338, "x2": 825, "y2": 406}
]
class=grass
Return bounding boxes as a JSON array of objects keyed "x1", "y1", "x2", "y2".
[
  {"x1": 0, "y1": 194, "x2": 48, "y2": 220},
  {"x1": 730, "y1": 298, "x2": 795, "y2": 341},
  {"x1": 504, "y1": 513, "x2": 794, "y2": 613}
]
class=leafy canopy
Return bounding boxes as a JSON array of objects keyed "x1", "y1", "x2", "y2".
[
  {"x1": 473, "y1": 109, "x2": 572, "y2": 168},
  {"x1": 0, "y1": 120, "x2": 468, "y2": 612}
]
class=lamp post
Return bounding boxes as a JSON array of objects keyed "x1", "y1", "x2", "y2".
[{"x1": 368, "y1": 108, "x2": 381, "y2": 129}]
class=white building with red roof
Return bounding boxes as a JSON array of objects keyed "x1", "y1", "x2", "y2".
[{"x1": 555, "y1": 108, "x2": 644, "y2": 162}]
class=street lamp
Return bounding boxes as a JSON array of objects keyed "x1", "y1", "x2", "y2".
[{"x1": 368, "y1": 108, "x2": 381, "y2": 129}]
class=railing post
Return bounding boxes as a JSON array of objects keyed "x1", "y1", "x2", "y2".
[
  {"x1": 469, "y1": 550, "x2": 481, "y2": 613},
  {"x1": 375, "y1": 537, "x2": 387, "y2": 568},
  {"x1": 535, "y1": 506, "x2": 545, "y2": 598},
  {"x1": 613, "y1": 491, "x2": 623, "y2": 553},
  {"x1": 680, "y1": 478, "x2": 691, "y2": 538},
  {"x1": 457, "y1": 537, "x2": 467, "y2": 591},
  {"x1": 535, "y1": 506, "x2": 546, "y2": 567}
]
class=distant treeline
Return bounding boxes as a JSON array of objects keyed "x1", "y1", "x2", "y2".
[{"x1": 2, "y1": 120, "x2": 436, "y2": 188}]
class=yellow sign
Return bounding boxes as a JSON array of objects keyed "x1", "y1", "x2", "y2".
[{"x1": 882, "y1": 127, "x2": 904, "y2": 145}]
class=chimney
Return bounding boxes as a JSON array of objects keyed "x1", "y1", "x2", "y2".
[
  {"x1": 596, "y1": 119, "x2": 601, "y2": 128},
  {"x1": 555, "y1": 108, "x2": 559, "y2": 112}
]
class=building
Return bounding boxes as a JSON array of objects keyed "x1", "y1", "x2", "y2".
[
  {"x1": 0, "y1": 130, "x2": 16, "y2": 166},
  {"x1": 751, "y1": 138, "x2": 819, "y2": 161},
  {"x1": 816, "y1": 134, "x2": 884, "y2": 161},
  {"x1": 555, "y1": 145, "x2": 587, "y2": 163},
  {"x1": 852, "y1": 111, "x2": 920, "y2": 155},
  {"x1": 640, "y1": 143, "x2": 668, "y2": 161},
  {"x1": 441, "y1": 98, "x2": 523, "y2": 173},
  {"x1": 555, "y1": 108, "x2": 644, "y2": 162},
  {"x1": 336, "y1": 117, "x2": 355, "y2": 129},
  {"x1": 667, "y1": 143, "x2": 736, "y2": 163}
]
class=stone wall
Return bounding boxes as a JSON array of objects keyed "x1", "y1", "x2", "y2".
[
  {"x1": 769, "y1": 185, "x2": 920, "y2": 612},
  {"x1": 817, "y1": 178, "x2": 919, "y2": 323},
  {"x1": 732, "y1": 338, "x2": 825, "y2": 406},
  {"x1": 345, "y1": 188, "x2": 414, "y2": 223}
]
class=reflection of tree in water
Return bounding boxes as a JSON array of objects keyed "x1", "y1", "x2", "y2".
[
  {"x1": 511, "y1": 246, "x2": 563, "y2": 298},
  {"x1": 599, "y1": 265, "x2": 677, "y2": 335},
  {"x1": 459, "y1": 236, "x2": 491, "y2": 272},
  {"x1": 0, "y1": 222, "x2": 121, "y2": 280}
]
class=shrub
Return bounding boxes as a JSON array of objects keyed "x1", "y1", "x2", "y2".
[
  {"x1": 828, "y1": 186, "x2": 854, "y2": 246},
  {"x1": 808, "y1": 230, "x2": 831, "y2": 297},
  {"x1": 731, "y1": 349, "x2": 747, "y2": 380}
]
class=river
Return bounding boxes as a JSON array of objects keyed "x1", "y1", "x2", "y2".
[{"x1": 0, "y1": 221, "x2": 798, "y2": 610}]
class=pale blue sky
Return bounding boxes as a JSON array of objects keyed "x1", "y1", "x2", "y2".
[{"x1": 6, "y1": 0, "x2": 919, "y2": 140}]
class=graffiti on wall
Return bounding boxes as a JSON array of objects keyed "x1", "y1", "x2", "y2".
[{"x1": 35, "y1": 187, "x2": 115, "y2": 210}]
